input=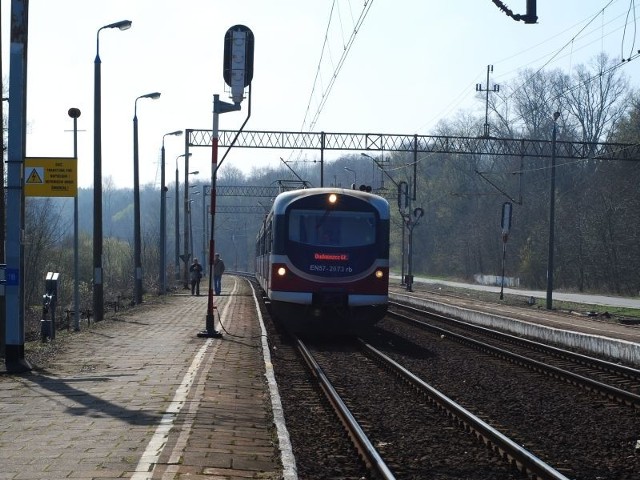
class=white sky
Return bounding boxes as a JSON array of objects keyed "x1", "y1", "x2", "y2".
[{"x1": 2, "y1": 0, "x2": 639, "y2": 188}]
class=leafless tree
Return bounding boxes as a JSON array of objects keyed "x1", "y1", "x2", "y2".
[{"x1": 561, "y1": 53, "x2": 630, "y2": 145}]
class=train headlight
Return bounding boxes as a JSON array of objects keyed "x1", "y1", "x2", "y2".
[
  {"x1": 277, "y1": 266, "x2": 287, "y2": 276},
  {"x1": 375, "y1": 269, "x2": 384, "y2": 279},
  {"x1": 328, "y1": 193, "x2": 338, "y2": 204}
]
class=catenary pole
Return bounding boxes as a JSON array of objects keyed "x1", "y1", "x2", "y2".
[{"x1": 5, "y1": 0, "x2": 30, "y2": 373}]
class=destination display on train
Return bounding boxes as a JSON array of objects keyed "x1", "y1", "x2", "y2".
[
  {"x1": 314, "y1": 253, "x2": 349, "y2": 261},
  {"x1": 309, "y1": 251, "x2": 353, "y2": 273}
]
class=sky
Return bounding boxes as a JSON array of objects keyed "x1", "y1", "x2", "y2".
[{"x1": 2, "y1": 0, "x2": 639, "y2": 189}]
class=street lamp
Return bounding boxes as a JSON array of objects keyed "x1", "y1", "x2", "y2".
[
  {"x1": 133, "y1": 92, "x2": 161, "y2": 304},
  {"x1": 361, "y1": 152, "x2": 384, "y2": 190},
  {"x1": 175, "y1": 153, "x2": 192, "y2": 281},
  {"x1": 546, "y1": 111, "x2": 561, "y2": 310},
  {"x1": 94, "y1": 19, "x2": 132, "y2": 322},
  {"x1": 68, "y1": 108, "x2": 81, "y2": 331},
  {"x1": 160, "y1": 130, "x2": 183, "y2": 294},
  {"x1": 344, "y1": 167, "x2": 356, "y2": 189}
]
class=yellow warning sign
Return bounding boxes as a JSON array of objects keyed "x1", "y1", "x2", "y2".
[
  {"x1": 26, "y1": 167, "x2": 44, "y2": 184},
  {"x1": 24, "y1": 157, "x2": 77, "y2": 197}
]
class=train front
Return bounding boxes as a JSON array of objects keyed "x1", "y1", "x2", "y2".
[{"x1": 269, "y1": 188, "x2": 390, "y2": 330}]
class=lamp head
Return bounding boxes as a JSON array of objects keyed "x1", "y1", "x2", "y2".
[
  {"x1": 162, "y1": 130, "x2": 183, "y2": 147},
  {"x1": 143, "y1": 92, "x2": 161, "y2": 100},
  {"x1": 106, "y1": 20, "x2": 132, "y2": 31},
  {"x1": 553, "y1": 111, "x2": 560, "y2": 122}
]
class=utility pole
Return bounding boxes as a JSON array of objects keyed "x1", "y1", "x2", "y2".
[
  {"x1": 5, "y1": 0, "x2": 30, "y2": 372},
  {"x1": 0, "y1": 23, "x2": 6, "y2": 358},
  {"x1": 476, "y1": 65, "x2": 499, "y2": 138}
]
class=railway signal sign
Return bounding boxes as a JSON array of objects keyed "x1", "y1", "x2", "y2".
[
  {"x1": 397, "y1": 181, "x2": 409, "y2": 212},
  {"x1": 501, "y1": 201, "x2": 512, "y2": 242},
  {"x1": 223, "y1": 25, "x2": 254, "y2": 105}
]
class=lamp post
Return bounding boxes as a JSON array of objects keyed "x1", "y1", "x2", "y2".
[
  {"x1": 187, "y1": 189, "x2": 201, "y2": 264},
  {"x1": 183, "y1": 165, "x2": 199, "y2": 288},
  {"x1": 94, "y1": 19, "x2": 132, "y2": 322},
  {"x1": 344, "y1": 167, "x2": 356, "y2": 189},
  {"x1": 361, "y1": 152, "x2": 384, "y2": 190},
  {"x1": 133, "y1": 92, "x2": 161, "y2": 304},
  {"x1": 174, "y1": 153, "x2": 191, "y2": 281},
  {"x1": 68, "y1": 108, "x2": 81, "y2": 331},
  {"x1": 160, "y1": 130, "x2": 183, "y2": 294},
  {"x1": 546, "y1": 111, "x2": 561, "y2": 310},
  {"x1": 202, "y1": 185, "x2": 211, "y2": 268},
  {"x1": 188, "y1": 197, "x2": 199, "y2": 266}
]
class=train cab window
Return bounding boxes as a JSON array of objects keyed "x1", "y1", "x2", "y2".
[{"x1": 288, "y1": 210, "x2": 376, "y2": 247}]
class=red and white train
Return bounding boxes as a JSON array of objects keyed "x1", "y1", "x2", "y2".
[{"x1": 256, "y1": 188, "x2": 390, "y2": 331}]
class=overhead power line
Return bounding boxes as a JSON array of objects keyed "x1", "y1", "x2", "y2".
[{"x1": 300, "y1": 0, "x2": 374, "y2": 132}]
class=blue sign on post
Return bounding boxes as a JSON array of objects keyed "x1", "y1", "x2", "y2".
[{"x1": 5, "y1": 268, "x2": 19, "y2": 286}]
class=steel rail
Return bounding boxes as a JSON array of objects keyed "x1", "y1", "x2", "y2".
[
  {"x1": 391, "y1": 301, "x2": 640, "y2": 381},
  {"x1": 388, "y1": 308, "x2": 640, "y2": 408},
  {"x1": 358, "y1": 339, "x2": 572, "y2": 480},
  {"x1": 295, "y1": 337, "x2": 396, "y2": 480}
]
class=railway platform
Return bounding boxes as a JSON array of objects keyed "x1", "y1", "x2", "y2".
[
  {"x1": 390, "y1": 282, "x2": 640, "y2": 367},
  {"x1": 0, "y1": 276, "x2": 295, "y2": 480}
]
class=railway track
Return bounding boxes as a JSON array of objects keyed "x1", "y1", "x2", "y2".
[
  {"x1": 388, "y1": 301, "x2": 640, "y2": 407},
  {"x1": 355, "y1": 308, "x2": 640, "y2": 478},
  {"x1": 294, "y1": 334, "x2": 569, "y2": 479},
  {"x1": 261, "y1": 286, "x2": 640, "y2": 479}
]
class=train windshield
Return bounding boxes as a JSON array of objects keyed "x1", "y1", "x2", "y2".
[{"x1": 288, "y1": 209, "x2": 376, "y2": 247}]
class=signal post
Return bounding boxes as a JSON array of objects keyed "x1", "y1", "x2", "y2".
[{"x1": 198, "y1": 25, "x2": 254, "y2": 338}]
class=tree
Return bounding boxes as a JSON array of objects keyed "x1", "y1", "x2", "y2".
[
  {"x1": 484, "y1": 54, "x2": 635, "y2": 291},
  {"x1": 24, "y1": 198, "x2": 71, "y2": 307},
  {"x1": 562, "y1": 53, "x2": 630, "y2": 145}
]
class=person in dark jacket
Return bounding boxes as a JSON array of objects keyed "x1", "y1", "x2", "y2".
[
  {"x1": 212, "y1": 253, "x2": 225, "y2": 295},
  {"x1": 189, "y1": 258, "x2": 203, "y2": 296}
]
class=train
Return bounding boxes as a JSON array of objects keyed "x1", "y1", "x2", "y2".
[{"x1": 255, "y1": 187, "x2": 390, "y2": 331}]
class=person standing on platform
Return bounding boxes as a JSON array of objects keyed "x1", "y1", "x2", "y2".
[
  {"x1": 213, "y1": 253, "x2": 225, "y2": 295},
  {"x1": 189, "y1": 258, "x2": 203, "y2": 296}
]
